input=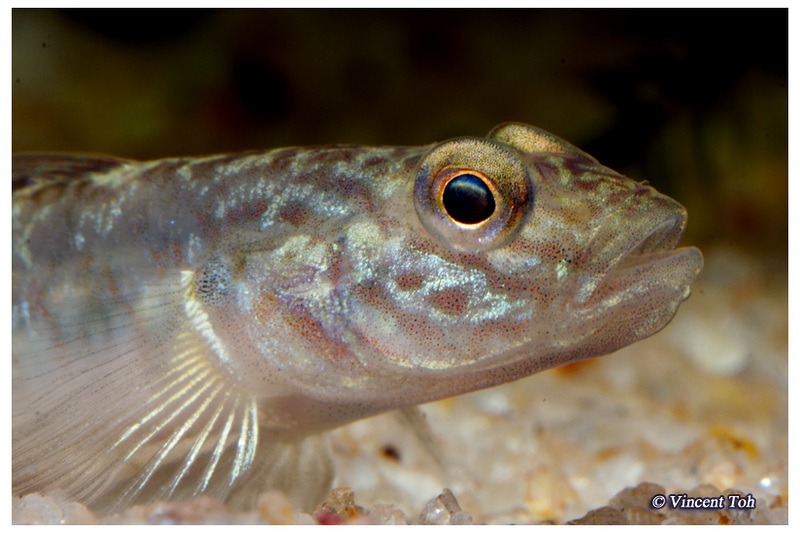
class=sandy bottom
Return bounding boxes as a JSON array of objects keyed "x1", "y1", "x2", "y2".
[{"x1": 12, "y1": 244, "x2": 787, "y2": 524}]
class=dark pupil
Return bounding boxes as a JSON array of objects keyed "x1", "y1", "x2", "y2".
[{"x1": 442, "y1": 174, "x2": 496, "y2": 224}]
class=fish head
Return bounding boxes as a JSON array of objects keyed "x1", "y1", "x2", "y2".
[
  {"x1": 334, "y1": 122, "x2": 702, "y2": 399},
  {"x1": 228, "y1": 123, "x2": 702, "y2": 426}
]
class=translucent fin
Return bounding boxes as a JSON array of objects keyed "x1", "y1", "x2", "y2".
[
  {"x1": 12, "y1": 268, "x2": 333, "y2": 513},
  {"x1": 12, "y1": 153, "x2": 130, "y2": 192},
  {"x1": 226, "y1": 432, "x2": 334, "y2": 512},
  {"x1": 487, "y1": 122, "x2": 599, "y2": 162},
  {"x1": 395, "y1": 406, "x2": 447, "y2": 473}
]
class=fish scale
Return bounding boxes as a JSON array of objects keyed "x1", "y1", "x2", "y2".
[{"x1": 12, "y1": 122, "x2": 702, "y2": 512}]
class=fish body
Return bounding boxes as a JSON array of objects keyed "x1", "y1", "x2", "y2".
[{"x1": 12, "y1": 123, "x2": 702, "y2": 512}]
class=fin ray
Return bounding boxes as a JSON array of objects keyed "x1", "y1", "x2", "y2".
[{"x1": 14, "y1": 267, "x2": 336, "y2": 513}]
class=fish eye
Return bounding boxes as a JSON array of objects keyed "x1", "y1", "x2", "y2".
[
  {"x1": 413, "y1": 137, "x2": 533, "y2": 252},
  {"x1": 442, "y1": 172, "x2": 496, "y2": 225}
]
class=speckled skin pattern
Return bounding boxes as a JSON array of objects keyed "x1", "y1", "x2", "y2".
[{"x1": 12, "y1": 123, "x2": 702, "y2": 513}]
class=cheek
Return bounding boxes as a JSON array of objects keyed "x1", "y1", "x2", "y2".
[{"x1": 342, "y1": 252, "x2": 540, "y2": 371}]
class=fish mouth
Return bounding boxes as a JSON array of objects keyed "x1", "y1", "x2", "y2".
[
  {"x1": 595, "y1": 214, "x2": 702, "y2": 300},
  {"x1": 573, "y1": 212, "x2": 703, "y2": 343}
]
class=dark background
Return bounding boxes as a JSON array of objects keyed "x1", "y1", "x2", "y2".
[{"x1": 12, "y1": 9, "x2": 788, "y2": 257}]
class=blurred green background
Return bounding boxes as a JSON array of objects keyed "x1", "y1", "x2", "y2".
[{"x1": 12, "y1": 8, "x2": 787, "y2": 258}]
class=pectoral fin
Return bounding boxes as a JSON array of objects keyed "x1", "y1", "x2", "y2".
[{"x1": 13, "y1": 269, "x2": 333, "y2": 513}]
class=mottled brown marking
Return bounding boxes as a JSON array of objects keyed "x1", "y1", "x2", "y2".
[
  {"x1": 602, "y1": 190, "x2": 628, "y2": 208},
  {"x1": 326, "y1": 248, "x2": 343, "y2": 287},
  {"x1": 24, "y1": 181, "x2": 68, "y2": 206},
  {"x1": 307, "y1": 148, "x2": 353, "y2": 165},
  {"x1": 195, "y1": 210, "x2": 224, "y2": 238},
  {"x1": 278, "y1": 202, "x2": 308, "y2": 225},
  {"x1": 82, "y1": 183, "x2": 117, "y2": 205},
  {"x1": 362, "y1": 156, "x2": 386, "y2": 167},
  {"x1": 12, "y1": 154, "x2": 124, "y2": 190},
  {"x1": 295, "y1": 169, "x2": 375, "y2": 212},
  {"x1": 150, "y1": 249, "x2": 167, "y2": 276},
  {"x1": 514, "y1": 238, "x2": 579, "y2": 264},
  {"x1": 486, "y1": 271, "x2": 553, "y2": 303},
  {"x1": 532, "y1": 160, "x2": 561, "y2": 182},
  {"x1": 408, "y1": 236, "x2": 438, "y2": 256},
  {"x1": 428, "y1": 287, "x2": 468, "y2": 316},
  {"x1": 104, "y1": 267, "x2": 120, "y2": 300},
  {"x1": 281, "y1": 300, "x2": 360, "y2": 369},
  {"x1": 252, "y1": 291, "x2": 277, "y2": 324},
  {"x1": 143, "y1": 160, "x2": 188, "y2": 186},
  {"x1": 450, "y1": 251, "x2": 495, "y2": 275},
  {"x1": 336, "y1": 177, "x2": 375, "y2": 212},
  {"x1": 562, "y1": 156, "x2": 599, "y2": 179},
  {"x1": 395, "y1": 272, "x2": 425, "y2": 291},
  {"x1": 170, "y1": 241, "x2": 183, "y2": 265},
  {"x1": 572, "y1": 177, "x2": 602, "y2": 191},
  {"x1": 227, "y1": 199, "x2": 268, "y2": 224},
  {"x1": 267, "y1": 148, "x2": 299, "y2": 175},
  {"x1": 294, "y1": 168, "x2": 326, "y2": 185},
  {"x1": 354, "y1": 280, "x2": 387, "y2": 309}
]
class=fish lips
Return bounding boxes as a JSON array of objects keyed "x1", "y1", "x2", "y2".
[{"x1": 571, "y1": 212, "x2": 703, "y2": 344}]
